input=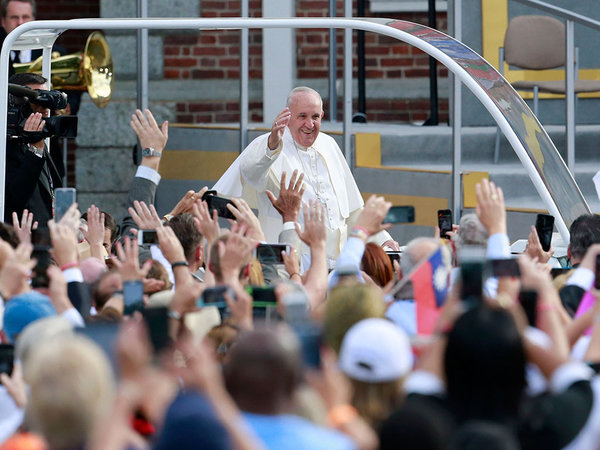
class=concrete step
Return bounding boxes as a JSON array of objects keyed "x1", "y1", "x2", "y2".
[{"x1": 379, "y1": 124, "x2": 600, "y2": 165}]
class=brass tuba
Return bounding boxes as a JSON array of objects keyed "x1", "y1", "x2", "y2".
[{"x1": 13, "y1": 31, "x2": 113, "y2": 108}]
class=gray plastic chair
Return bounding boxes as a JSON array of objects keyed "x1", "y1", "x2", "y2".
[{"x1": 494, "y1": 15, "x2": 600, "y2": 162}]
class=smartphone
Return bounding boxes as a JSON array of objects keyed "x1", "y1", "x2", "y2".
[
  {"x1": 460, "y1": 261, "x2": 484, "y2": 306},
  {"x1": 438, "y1": 209, "x2": 453, "y2": 239},
  {"x1": 383, "y1": 206, "x2": 415, "y2": 224},
  {"x1": 54, "y1": 187, "x2": 76, "y2": 222},
  {"x1": 123, "y1": 280, "x2": 144, "y2": 315},
  {"x1": 386, "y1": 251, "x2": 401, "y2": 266},
  {"x1": 535, "y1": 214, "x2": 555, "y2": 252},
  {"x1": 143, "y1": 306, "x2": 171, "y2": 354},
  {"x1": 0, "y1": 344, "x2": 14, "y2": 377},
  {"x1": 295, "y1": 324, "x2": 322, "y2": 369},
  {"x1": 254, "y1": 243, "x2": 290, "y2": 264},
  {"x1": 198, "y1": 286, "x2": 231, "y2": 309},
  {"x1": 490, "y1": 258, "x2": 520, "y2": 277},
  {"x1": 595, "y1": 255, "x2": 600, "y2": 290},
  {"x1": 247, "y1": 285, "x2": 277, "y2": 307},
  {"x1": 138, "y1": 229, "x2": 159, "y2": 245},
  {"x1": 520, "y1": 290, "x2": 538, "y2": 327},
  {"x1": 204, "y1": 193, "x2": 236, "y2": 220}
]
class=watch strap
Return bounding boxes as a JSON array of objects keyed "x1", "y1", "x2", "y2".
[{"x1": 142, "y1": 147, "x2": 162, "y2": 158}]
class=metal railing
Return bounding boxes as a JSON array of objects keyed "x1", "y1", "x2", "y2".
[
  {"x1": 512, "y1": 0, "x2": 600, "y2": 172},
  {"x1": 0, "y1": 16, "x2": 589, "y2": 242}
]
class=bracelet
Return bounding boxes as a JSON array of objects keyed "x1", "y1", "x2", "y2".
[
  {"x1": 60, "y1": 261, "x2": 79, "y2": 271},
  {"x1": 171, "y1": 261, "x2": 190, "y2": 269},
  {"x1": 350, "y1": 226, "x2": 370, "y2": 241},
  {"x1": 289, "y1": 272, "x2": 301, "y2": 279},
  {"x1": 163, "y1": 214, "x2": 174, "y2": 222},
  {"x1": 328, "y1": 404, "x2": 358, "y2": 428}
]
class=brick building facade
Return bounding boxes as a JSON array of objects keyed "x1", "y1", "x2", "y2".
[{"x1": 36, "y1": 0, "x2": 448, "y2": 125}]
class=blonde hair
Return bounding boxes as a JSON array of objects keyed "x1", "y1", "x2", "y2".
[
  {"x1": 323, "y1": 284, "x2": 385, "y2": 354},
  {"x1": 25, "y1": 336, "x2": 115, "y2": 449},
  {"x1": 350, "y1": 378, "x2": 404, "y2": 429}
]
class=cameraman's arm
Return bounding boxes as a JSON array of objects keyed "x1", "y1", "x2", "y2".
[{"x1": 5, "y1": 113, "x2": 48, "y2": 218}]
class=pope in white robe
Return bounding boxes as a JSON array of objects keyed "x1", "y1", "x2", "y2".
[{"x1": 213, "y1": 87, "x2": 396, "y2": 266}]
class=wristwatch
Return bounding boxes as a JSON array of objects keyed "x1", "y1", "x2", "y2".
[
  {"x1": 27, "y1": 143, "x2": 44, "y2": 158},
  {"x1": 142, "y1": 147, "x2": 161, "y2": 158}
]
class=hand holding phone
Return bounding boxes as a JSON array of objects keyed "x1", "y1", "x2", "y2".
[
  {"x1": 138, "y1": 229, "x2": 159, "y2": 245},
  {"x1": 254, "y1": 243, "x2": 290, "y2": 264},
  {"x1": 438, "y1": 209, "x2": 452, "y2": 239},
  {"x1": 535, "y1": 214, "x2": 554, "y2": 253},
  {"x1": 203, "y1": 192, "x2": 236, "y2": 220},
  {"x1": 54, "y1": 188, "x2": 76, "y2": 223},
  {"x1": 123, "y1": 280, "x2": 144, "y2": 315},
  {"x1": 382, "y1": 206, "x2": 415, "y2": 224}
]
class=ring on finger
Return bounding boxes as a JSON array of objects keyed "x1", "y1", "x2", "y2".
[
  {"x1": 275, "y1": 121, "x2": 278, "y2": 126},
  {"x1": 491, "y1": 194, "x2": 498, "y2": 200}
]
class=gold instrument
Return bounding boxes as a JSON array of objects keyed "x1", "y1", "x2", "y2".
[{"x1": 14, "y1": 31, "x2": 113, "y2": 108}]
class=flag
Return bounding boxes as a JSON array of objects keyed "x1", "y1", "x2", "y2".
[{"x1": 410, "y1": 247, "x2": 449, "y2": 335}]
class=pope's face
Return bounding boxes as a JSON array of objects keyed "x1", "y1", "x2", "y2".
[
  {"x1": 1, "y1": 1, "x2": 34, "y2": 35},
  {"x1": 287, "y1": 91, "x2": 323, "y2": 148}
]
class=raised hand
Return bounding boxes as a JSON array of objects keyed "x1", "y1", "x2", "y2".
[
  {"x1": 353, "y1": 195, "x2": 393, "y2": 238},
  {"x1": 12, "y1": 209, "x2": 37, "y2": 245},
  {"x1": 475, "y1": 179, "x2": 506, "y2": 235},
  {"x1": 169, "y1": 187, "x2": 208, "y2": 217},
  {"x1": 130, "y1": 108, "x2": 168, "y2": 153},
  {"x1": 266, "y1": 169, "x2": 305, "y2": 223},
  {"x1": 295, "y1": 199, "x2": 326, "y2": 249},
  {"x1": 192, "y1": 200, "x2": 220, "y2": 245},
  {"x1": 111, "y1": 236, "x2": 152, "y2": 282},
  {"x1": 227, "y1": 198, "x2": 265, "y2": 242},
  {"x1": 128, "y1": 200, "x2": 162, "y2": 231},
  {"x1": 267, "y1": 107, "x2": 292, "y2": 150},
  {"x1": 524, "y1": 225, "x2": 554, "y2": 263}
]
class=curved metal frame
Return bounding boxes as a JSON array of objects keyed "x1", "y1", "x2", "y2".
[{"x1": 0, "y1": 17, "x2": 590, "y2": 241}]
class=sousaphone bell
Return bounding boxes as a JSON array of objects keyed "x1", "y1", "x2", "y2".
[{"x1": 14, "y1": 31, "x2": 113, "y2": 108}]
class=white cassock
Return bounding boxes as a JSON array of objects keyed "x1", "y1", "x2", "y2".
[{"x1": 213, "y1": 128, "x2": 391, "y2": 266}]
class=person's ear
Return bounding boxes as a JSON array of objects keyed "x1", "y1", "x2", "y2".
[
  {"x1": 567, "y1": 244, "x2": 572, "y2": 261},
  {"x1": 195, "y1": 245, "x2": 203, "y2": 263},
  {"x1": 242, "y1": 263, "x2": 250, "y2": 279}
]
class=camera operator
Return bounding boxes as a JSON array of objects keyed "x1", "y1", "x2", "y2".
[{"x1": 4, "y1": 72, "x2": 62, "y2": 225}]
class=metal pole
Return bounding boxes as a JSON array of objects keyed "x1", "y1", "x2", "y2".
[
  {"x1": 240, "y1": 0, "x2": 249, "y2": 151},
  {"x1": 423, "y1": 0, "x2": 439, "y2": 126},
  {"x1": 136, "y1": 0, "x2": 148, "y2": 112},
  {"x1": 565, "y1": 19, "x2": 575, "y2": 173},
  {"x1": 354, "y1": 0, "x2": 366, "y2": 123},
  {"x1": 450, "y1": 0, "x2": 462, "y2": 221},
  {"x1": 343, "y1": 0, "x2": 353, "y2": 165},
  {"x1": 328, "y1": 0, "x2": 337, "y2": 122}
]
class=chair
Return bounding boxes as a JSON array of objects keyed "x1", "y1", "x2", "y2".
[{"x1": 493, "y1": 15, "x2": 600, "y2": 162}]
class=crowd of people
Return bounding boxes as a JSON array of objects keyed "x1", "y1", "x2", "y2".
[{"x1": 2, "y1": 84, "x2": 600, "y2": 450}]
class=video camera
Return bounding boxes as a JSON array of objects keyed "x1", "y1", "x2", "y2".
[{"x1": 7, "y1": 83, "x2": 77, "y2": 142}]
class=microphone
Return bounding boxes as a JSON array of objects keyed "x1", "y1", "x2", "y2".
[{"x1": 8, "y1": 83, "x2": 38, "y2": 100}]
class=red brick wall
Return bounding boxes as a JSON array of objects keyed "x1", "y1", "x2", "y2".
[
  {"x1": 168, "y1": 1, "x2": 448, "y2": 124},
  {"x1": 164, "y1": 1, "x2": 447, "y2": 82}
]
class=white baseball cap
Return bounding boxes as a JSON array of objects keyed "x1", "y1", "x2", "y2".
[{"x1": 339, "y1": 318, "x2": 413, "y2": 382}]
